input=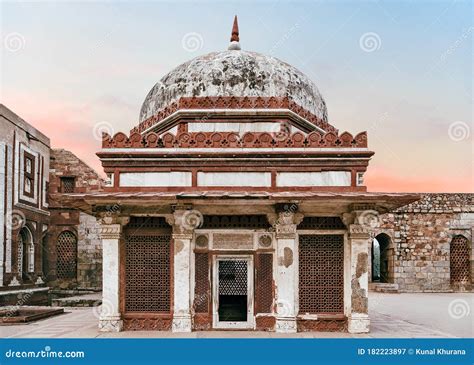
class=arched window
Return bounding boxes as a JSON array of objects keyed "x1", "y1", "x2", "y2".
[
  {"x1": 56, "y1": 231, "x2": 77, "y2": 280},
  {"x1": 18, "y1": 227, "x2": 34, "y2": 278},
  {"x1": 450, "y1": 235, "x2": 471, "y2": 290}
]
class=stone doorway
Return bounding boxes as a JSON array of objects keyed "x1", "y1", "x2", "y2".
[
  {"x1": 371, "y1": 233, "x2": 393, "y2": 283},
  {"x1": 212, "y1": 255, "x2": 254, "y2": 329}
]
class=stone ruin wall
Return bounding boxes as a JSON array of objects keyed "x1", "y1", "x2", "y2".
[{"x1": 377, "y1": 193, "x2": 474, "y2": 292}]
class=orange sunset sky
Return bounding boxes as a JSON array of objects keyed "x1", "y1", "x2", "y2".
[{"x1": 2, "y1": 2, "x2": 472, "y2": 193}]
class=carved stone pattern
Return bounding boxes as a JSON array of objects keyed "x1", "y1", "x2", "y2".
[
  {"x1": 213, "y1": 233, "x2": 253, "y2": 250},
  {"x1": 256, "y1": 253, "x2": 273, "y2": 313},
  {"x1": 103, "y1": 130, "x2": 368, "y2": 149},
  {"x1": 194, "y1": 253, "x2": 210, "y2": 313},
  {"x1": 123, "y1": 317, "x2": 172, "y2": 331},
  {"x1": 125, "y1": 234, "x2": 171, "y2": 312},
  {"x1": 195, "y1": 234, "x2": 209, "y2": 248},
  {"x1": 297, "y1": 216, "x2": 346, "y2": 230},
  {"x1": 100, "y1": 225, "x2": 122, "y2": 240},
  {"x1": 99, "y1": 320, "x2": 123, "y2": 332},
  {"x1": 258, "y1": 234, "x2": 273, "y2": 248},
  {"x1": 130, "y1": 96, "x2": 338, "y2": 135},
  {"x1": 297, "y1": 318, "x2": 347, "y2": 332},
  {"x1": 126, "y1": 216, "x2": 170, "y2": 229},
  {"x1": 56, "y1": 231, "x2": 78, "y2": 279},
  {"x1": 299, "y1": 235, "x2": 344, "y2": 313},
  {"x1": 349, "y1": 224, "x2": 370, "y2": 239},
  {"x1": 255, "y1": 316, "x2": 276, "y2": 331},
  {"x1": 202, "y1": 215, "x2": 270, "y2": 229},
  {"x1": 450, "y1": 235, "x2": 471, "y2": 289}
]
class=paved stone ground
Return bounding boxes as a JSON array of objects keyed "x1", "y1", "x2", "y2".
[{"x1": 1, "y1": 293, "x2": 472, "y2": 338}]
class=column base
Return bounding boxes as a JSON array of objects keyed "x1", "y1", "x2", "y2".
[
  {"x1": 348, "y1": 313, "x2": 370, "y2": 333},
  {"x1": 172, "y1": 315, "x2": 192, "y2": 332},
  {"x1": 99, "y1": 317, "x2": 123, "y2": 332},
  {"x1": 275, "y1": 317, "x2": 297, "y2": 333}
]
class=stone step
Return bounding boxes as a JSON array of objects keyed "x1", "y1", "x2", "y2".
[
  {"x1": 51, "y1": 293, "x2": 101, "y2": 307},
  {"x1": 369, "y1": 283, "x2": 399, "y2": 293}
]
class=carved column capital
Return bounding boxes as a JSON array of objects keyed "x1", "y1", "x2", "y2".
[
  {"x1": 99, "y1": 223, "x2": 122, "y2": 240},
  {"x1": 349, "y1": 224, "x2": 371, "y2": 240},
  {"x1": 170, "y1": 207, "x2": 203, "y2": 238},
  {"x1": 273, "y1": 210, "x2": 304, "y2": 240}
]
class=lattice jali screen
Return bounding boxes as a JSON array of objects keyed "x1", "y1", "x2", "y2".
[
  {"x1": 56, "y1": 231, "x2": 77, "y2": 279},
  {"x1": 202, "y1": 215, "x2": 270, "y2": 229},
  {"x1": 256, "y1": 254, "x2": 273, "y2": 313},
  {"x1": 194, "y1": 253, "x2": 210, "y2": 313},
  {"x1": 298, "y1": 217, "x2": 346, "y2": 230},
  {"x1": 450, "y1": 235, "x2": 471, "y2": 286},
  {"x1": 60, "y1": 177, "x2": 75, "y2": 193},
  {"x1": 125, "y1": 234, "x2": 171, "y2": 312},
  {"x1": 219, "y1": 260, "x2": 247, "y2": 295},
  {"x1": 299, "y1": 235, "x2": 344, "y2": 314}
]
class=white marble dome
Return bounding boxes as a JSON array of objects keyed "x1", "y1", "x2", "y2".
[{"x1": 139, "y1": 50, "x2": 328, "y2": 123}]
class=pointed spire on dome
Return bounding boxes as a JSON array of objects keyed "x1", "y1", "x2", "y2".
[{"x1": 228, "y1": 15, "x2": 241, "y2": 51}]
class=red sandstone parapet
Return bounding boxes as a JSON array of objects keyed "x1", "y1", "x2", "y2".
[
  {"x1": 131, "y1": 96, "x2": 338, "y2": 135},
  {"x1": 102, "y1": 131, "x2": 368, "y2": 149}
]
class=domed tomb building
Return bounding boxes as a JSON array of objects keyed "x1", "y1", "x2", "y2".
[{"x1": 65, "y1": 17, "x2": 419, "y2": 333}]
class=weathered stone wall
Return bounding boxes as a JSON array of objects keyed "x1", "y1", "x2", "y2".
[
  {"x1": 374, "y1": 194, "x2": 474, "y2": 292},
  {"x1": 77, "y1": 212, "x2": 102, "y2": 290},
  {"x1": 48, "y1": 149, "x2": 104, "y2": 290}
]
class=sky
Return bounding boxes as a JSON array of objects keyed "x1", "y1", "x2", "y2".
[{"x1": 1, "y1": 0, "x2": 472, "y2": 193}]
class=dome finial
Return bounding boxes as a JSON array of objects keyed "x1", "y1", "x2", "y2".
[{"x1": 228, "y1": 15, "x2": 241, "y2": 50}]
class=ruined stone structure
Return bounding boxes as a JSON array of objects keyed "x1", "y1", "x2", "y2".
[
  {"x1": 0, "y1": 104, "x2": 50, "y2": 292},
  {"x1": 371, "y1": 193, "x2": 473, "y2": 293},
  {"x1": 61, "y1": 18, "x2": 420, "y2": 334},
  {"x1": 0, "y1": 105, "x2": 105, "y2": 306},
  {"x1": 47, "y1": 149, "x2": 104, "y2": 290}
]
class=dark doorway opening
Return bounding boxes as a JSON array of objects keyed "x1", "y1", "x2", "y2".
[
  {"x1": 371, "y1": 233, "x2": 392, "y2": 283},
  {"x1": 218, "y1": 260, "x2": 248, "y2": 322},
  {"x1": 218, "y1": 295, "x2": 247, "y2": 321}
]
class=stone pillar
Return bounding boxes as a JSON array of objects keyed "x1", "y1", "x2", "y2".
[
  {"x1": 98, "y1": 222, "x2": 123, "y2": 332},
  {"x1": 169, "y1": 207, "x2": 199, "y2": 332},
  {"x1": 347, "y1": 218, "x2": 371, "y2": 333},
  {"x1": 270, "y1": 205, "x2": 303, "y2": 333}
]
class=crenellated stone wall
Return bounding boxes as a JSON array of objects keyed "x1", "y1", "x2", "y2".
[{"x1": 374, "y1": 193, "x2": 474, "y2": 292}]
